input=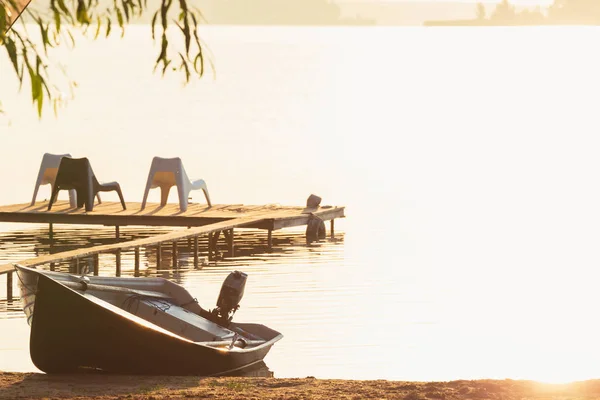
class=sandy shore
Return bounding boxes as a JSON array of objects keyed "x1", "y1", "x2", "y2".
[{"x1": 3, "y1": 372, "x2": 600, "y2": 400}]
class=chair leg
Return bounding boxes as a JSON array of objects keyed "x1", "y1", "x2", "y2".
[
  {"x1": 141, "y1": 171, "x2": 155, "y2": 210},
  {"x1": 96, "y1": 193, "x2": 102, "y2": 205},
  {"x1": 76, "y1": 188, "x2": 86, "y2": 209},
  {"x1": 176, "y1": 184, "x2": 188, "y2": 212},
  {"x1": 85, "y1": 185, "x2": 95, "y2": 212},
  {"x1": 68, "y1": 189, "x2": 77, "y2": 208},
  {"x1": 115, "y1": 186, "x2": 126, "y2": 210},
  {"x1": 31, "y1": 183, "x2": 41, "y2": 206},
  {"x1": 160, "y1": 185, "x2": 171, "y2": 207},
  {"x1": 202, "y1": 185, "x2": 212, "y2": 207},
  {"x1": 48, "y1": 186, "x2": 60, "y2": 211},
  {"x1": 31, "y1": 167, "x2": 46, "y2": 206}
]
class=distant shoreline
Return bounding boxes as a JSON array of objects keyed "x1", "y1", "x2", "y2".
[
  {"x1": 424, "y1": 19, "x2": 600, "y2": 26},
  {"x1": 3, "y1": 372, "x2": 600, "y2": 399}
]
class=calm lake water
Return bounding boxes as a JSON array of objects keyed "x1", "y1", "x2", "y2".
[{"x1": 1, "y1": 26, "x2": 600, "y2": 383}]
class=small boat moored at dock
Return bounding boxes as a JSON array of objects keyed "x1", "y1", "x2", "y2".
[{"x1": 14, "y1": 264, "x2": 283, "y2": 375}]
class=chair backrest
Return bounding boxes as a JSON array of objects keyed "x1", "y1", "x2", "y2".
[
  {"x1": 38, "y1": 153, "x2": 72, "y2": 185},
  {"x1": 55, "y1": 157, "x2": 97, "y2": 189},
  {"x1": 150, "y1": 157, "x2": 190, "y2": 183},
  {"x1": 41, "y1": 153, "x2": 72, "y2": 169}
]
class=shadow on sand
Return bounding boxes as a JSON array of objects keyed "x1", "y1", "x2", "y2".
[{"x1": 0, "y1": 361, "x2": 273, "y2": 398}]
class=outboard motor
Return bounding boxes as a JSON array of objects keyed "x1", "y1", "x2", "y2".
[{"x1": 210, "y1": 271, "x2": 247, "y2": 326}]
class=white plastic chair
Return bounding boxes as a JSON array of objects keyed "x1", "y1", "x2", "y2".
[
  {"x1": 141, "y1": 157, "x2": 211, "y2": 212},
  {"x1": 31, "y1": 153, "x2": 102, "y2": 207}
]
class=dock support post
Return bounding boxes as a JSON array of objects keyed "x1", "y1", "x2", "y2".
[
  {"x1": 49, "y1": 223, "x2": 54, "y2": 242},
  {"x1": 116, "y1": 250, "x2": 121, "y2": 277},
  {"x1": 267, "y1": 229, "x2": 273, "y2": 252},
  {"x1": 50, "y1": 262, "x2": 55, "y2": 272},
  {"x1": 225, "y1": 229, "x2": 234, "y2": 257},
  {"x1": 93, "y1": 254, "x2": 99, "y2": 276},
  {"x1": 75, "y1": 257, "x2": 80, "y2": 274},
  {"x1": 134, "y1": 247, "x2": 140, "y2": 277},
  {"x1": 172, "y1": 241, "x2": 178, "y2": 269},
  {"x1": 330, "y1": 219, "x2": 335, "y2": 238},
  {"x1": 193, "y1": 236, "x2": 199, "y2": 268},
  {"x1": 115, "y1": 226, "x2": 120, "y2": 240},
  {"x1": 157, "y1": 243, "x2": 162, "y2": 269},
  {"x1": 208, "y1": 231, "x2": 221, "y2": 261},
  {"x1": 7, "y1": 272, "x2": 12, "y2": 303}
]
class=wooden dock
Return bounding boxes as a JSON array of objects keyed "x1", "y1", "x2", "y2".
[
  {"x1": 0, "y1": 201, "x2": 344, "y2": 230},
  {"x1": 0, "y1": 200, "x2": 345, "y2": 302}
]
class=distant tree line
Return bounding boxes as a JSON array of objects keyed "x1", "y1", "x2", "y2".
[
  {"x1": 476, "y1": 0, "x2": 600, "y2": 25},
  {"x1": 193, "y1": 0, "x2": 375, "y2": 25}
]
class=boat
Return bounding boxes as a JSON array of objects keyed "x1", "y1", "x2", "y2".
[{"x1": 14, "y1": 264, "x2": 283, "y2": 375}]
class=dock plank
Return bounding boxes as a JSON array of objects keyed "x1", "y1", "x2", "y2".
[{"x1": 0, "y1": 264, "x2": 13, "y2": 274}]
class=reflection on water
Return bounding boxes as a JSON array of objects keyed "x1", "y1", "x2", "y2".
[
  {"x1": 226, "y1": 361, "x2": 274, "y2": 378},
  {"x1": 3, "y1": 26, "x2": 600, "y2": 383},
  {"x1": 0, "y1": 224, "x2": 346, "y2": 379}
]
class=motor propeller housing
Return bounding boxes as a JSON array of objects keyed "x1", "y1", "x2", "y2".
[{"x1": 211, "y1": 271, "x2": 247, "y2": 325}]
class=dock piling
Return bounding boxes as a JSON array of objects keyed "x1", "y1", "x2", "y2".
[
  {"x1": 115, "y1": 226, "x2": 120, "y2": 240},
  {"x1": 267, "y1": 229, "x2": 273, "y2": 251},
  {"x1": 6, "y1": 271, "x2": 12, "y2": 302},
  {"x1": 209, "y1": 231, "x2": 222, "y2": 261},
  {"x1": 193, "y1": 235, "x2": 199, "y2": 268},
  {"x1": 134, "y1": 247, "x2": 140, "y2": 276},
  {"x1": 172, "y1": 241, "x2": 178, "y2": 269},
  {"x1": 331, "y1": 219, "x2": 335, "y2": 238},
  {"x1": 93, "y1": 254, "x2": 99, "y2": 276},
  {"x1": 116, "y1": 250, "x2": 121, "y2": 277},
  {"x1": 225, "y1": 228, "x2": 234, "y2": 257},
  {"x1": 157, "y1": 243, "x2": 162, "y2": 269},
  {"x1": 49, "y1": 223, "x2": 54, "y2": 242}
]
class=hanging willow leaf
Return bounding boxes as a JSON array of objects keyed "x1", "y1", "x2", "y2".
[
  {"x1": 115, "y1": 7, "x2": 124, "y2": 36},
  {"x1": 37, "y1": 18, "x2": 51, "y2": 53},
  {"x1": 1, "y1": 0, "x2": 214, "y2": 118},
  {"x1": 155, "y1": 33, "x2": 169, "y2": 74},
  {"x1": 36, "y1": 85, "x2": 44, "y2": 116},
  {"x1": 179, "y1": 54, "x2": 190, "y2": 82},
  {"x1": 53, "y1": 10, "x2": 61, "y2": 32},
  {"x1": 150, "y1": 10, "x2": 158, "y2": 40},
  {"x1": 94, "y1": 16, "x2": 101, "y2": 39},
  {"x1": 75, "y1": 0, "x2": 90, "y2": 24},
  {"x1": 67, "y1": 29, "x2": 75, "y2": 47},
  {"x1": 122, "y1": 0, "x2": 130, "y2": 22},
  {"x1": 56, "y1": 0, "x2": 72, "y2": 19},
  {"x1": 0, "y1": 6, "x2": 6, "y2": 43},
  {"x1": 4, "y1": 38, "x2": 19, "y2": 76},
  {"x1": 175, "y1": 19, "x2": 190, "y2": 55}
]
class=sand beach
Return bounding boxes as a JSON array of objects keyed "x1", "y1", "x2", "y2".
[{"x1": 3, "y1": 372, "x2": 600, "y2": 399}]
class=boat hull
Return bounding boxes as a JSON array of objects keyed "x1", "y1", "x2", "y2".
[{"x1": 29, "y1": 273, "x2": 280, "y2": 375}]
